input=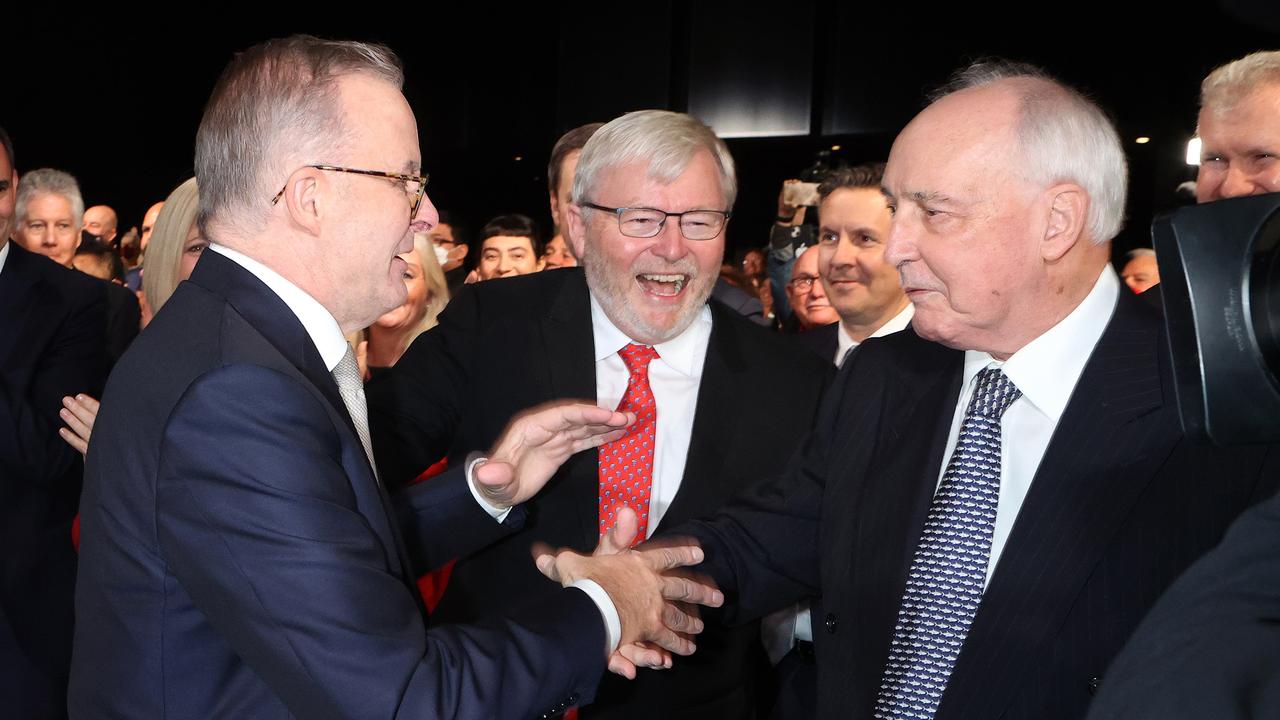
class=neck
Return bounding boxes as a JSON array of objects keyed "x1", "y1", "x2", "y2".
[{"x1": 841, "y1": 296, "x2": 910, "y2": 343}]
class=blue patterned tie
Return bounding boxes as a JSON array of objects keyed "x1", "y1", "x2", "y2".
[{"x1": 873, "y1": 367, "x2": 1022, "y2": 719}]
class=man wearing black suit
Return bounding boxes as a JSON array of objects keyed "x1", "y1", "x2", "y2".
[
  {"x1": 71, "y1": 37, "x2": 718, "y2": 719},
  {"x1": 0, "y1": 127, "x2": 108, "y2": 720},
  {"x1": 369, "y1": 110, "x2": 831, "y2": 718},
  {"x1": 655, "y1": 61, "x2": 1280, "y2": 720}
]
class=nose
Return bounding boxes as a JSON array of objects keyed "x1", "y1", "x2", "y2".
[
  {"x1": 411, "y1": 192, "x2": 440, "y2": 233},
  {"x1": 883, "y1": 213, "x2": 916, "y2": 270},
  {"x1": 649, "y1": 217, "x2": 687, "y2": 262},
  {"x1": 829, "y1": 232, "x2": 859, "y2": 269},
  {"x1": 1219, "y1": 164, "x2": 1260, "y2": 200},
  {"x1": 809, "y1": 275, "x2": 829, "y2": 302}
]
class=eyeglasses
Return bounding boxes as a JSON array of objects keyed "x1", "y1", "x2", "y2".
[
  {"x1": 581, "y1": 202, "x2": 731, "y2": 241},
  {"x1": 787, "y1": 274, "x2": 820, "y2": 292},
  {"x1": 270, "y1": 164, "x2": 429, "y2": 217}
]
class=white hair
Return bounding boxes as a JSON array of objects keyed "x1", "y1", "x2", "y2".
[
  {"x1": 1200, "y1": 50, "x2": 1280, "y2": 116},
  {"x1": 930, "y1": 60, "x2": 1128, "y2": 244},
  {"x1": 16, "y1": 168, "x2": 85, "y2": 228},
  {"x1": 572, "y1": 110, "x2": 737, "y2": 209}
]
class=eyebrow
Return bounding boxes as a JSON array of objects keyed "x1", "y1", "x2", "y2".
[{"x1": 402, "y1": 160, "x2": 421, "y2": 174}]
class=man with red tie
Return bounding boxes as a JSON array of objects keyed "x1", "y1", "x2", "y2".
[{"x1": 368, "y1": 109, "x2": 832, "y2": 717}]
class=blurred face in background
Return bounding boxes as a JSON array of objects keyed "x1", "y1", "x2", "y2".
[
  {"x1": 374, "y1": 244, "x2": 430, "y2": 330},
  {"x1": 786, "y1": 247, "x2": 838, "y2": 329},
  {"x1": 18, "y1": 192, "x2": 81, "y2": 266},
  {"x1": 477, "y1": 235, "x2": 541, "y2": 280},
  {"x1": 178, "y1": 221, "x2": 208, "y2": 281},
  {"x1": 542, "y1": 234, "x2": 577, "y2": 269}
]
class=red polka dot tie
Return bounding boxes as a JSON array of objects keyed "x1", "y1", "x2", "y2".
[{"x1": 598, "y1": 343, "x2": 660, "y2": 547}]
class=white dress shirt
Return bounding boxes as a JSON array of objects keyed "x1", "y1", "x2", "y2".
[
  {"x1": 590, "y1": 294, "x2": 713, "y2": 537},
  {"x1": 940, "y1": 265, "x2": 1120, "y2": 587},
  {"x1": 0, "y1": 240, "x2": 11, "y2": 275},
  {"x1": 835, "y1": 302, "x2": 916, "y2": 368},
  {"x1": 210, "y1": 245, "x2": 622, "y2": 650}
]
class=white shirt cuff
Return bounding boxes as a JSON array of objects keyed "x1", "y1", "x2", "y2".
[
  {"x1": 464, "y1": 453, "x2": 512, "y2": 523},
  {"x1": 571, "y1": 579, "x2": 621, "y2": 656}
]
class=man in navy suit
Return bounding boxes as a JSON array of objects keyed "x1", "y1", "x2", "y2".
[
  {"x1": 71, "y1": 36, "x2": 719, "y2": 719},
  {"x1": 641, "y1": 60, "x2": 1280, "y2": 720},
  {"x1": 0, "y1": 126, "x2": 107, "y2": 720}
]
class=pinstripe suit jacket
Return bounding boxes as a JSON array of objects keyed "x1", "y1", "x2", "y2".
[{"x1": 683, "y1": 288, "x2": 1279, "y2": 719}]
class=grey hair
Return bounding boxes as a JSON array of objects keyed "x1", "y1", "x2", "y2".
[
  {"x1": 16, "y1": 168, "x2": 85, "y2": 228},
  {"x1": 929, "y1": 59, "x2": 1128, "y2": 244},
  {"x1": 1126, "y1": 247, "x2": 1156, "y2": 260},
  {"x1": 1200, "y1": 50, "x2": 1280, "y2": 116},
  {"x1": 143, "y1": 177, "x2": 201, "y2": 313},
  {"x1": 572, "y1": 110, "x2": 737, "y2": 210},
  {"x1": 194, "y1": 35, "x2": 404, "y2": 239}
]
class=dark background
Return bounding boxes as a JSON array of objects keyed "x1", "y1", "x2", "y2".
[{"x1": 7, "y1": 1, "x2": 1280, "y2": 266}]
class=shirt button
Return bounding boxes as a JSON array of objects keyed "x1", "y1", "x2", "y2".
[{"x1": 825, "y1": 613, "x2": 838, "y2": 634}]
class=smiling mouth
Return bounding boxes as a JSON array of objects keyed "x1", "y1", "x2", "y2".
[{"x1": 636, "y1": 273, "x2": 689, "y2": 297}]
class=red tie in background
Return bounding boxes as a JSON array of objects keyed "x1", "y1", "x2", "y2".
[{"x1": 598, "y1": 343, "x2": 660, "y2": 547}]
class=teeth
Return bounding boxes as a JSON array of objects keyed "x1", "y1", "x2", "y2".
[{"x1": 640, "y1": 274, "x2": 686, "y2": 293}]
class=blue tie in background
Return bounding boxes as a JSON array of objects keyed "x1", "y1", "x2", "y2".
[{"x1": 874, "y1": 367, "x2": 1022, "y2": 719}]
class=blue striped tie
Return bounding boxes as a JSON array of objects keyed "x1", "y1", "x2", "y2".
[{"x1": 874, "y1": 367, "x2": 1021, "y2": 719}]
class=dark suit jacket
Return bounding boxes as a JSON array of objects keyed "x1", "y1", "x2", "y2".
[
  {"x1": 682, "y1": 288, "x2": 1279, "y2": 719},
  {"x1": 794, "y1": 321, "x2": 839, "y2": 364},
  {"x1": 1086, "y1": 477, "x2": 1280, "y2": 720},
  {"x1": 101, "y1": 279, "x2": 140, "y2": 368},
  {"x1": 71, "y1": 250, "x2": 606, "y2": 720},
  {"x1": 368, "y1": 268, "x2": 832, "y2": 718},
  {"x1": 0, "y1": 242, "x2": 107, "y2": 718}
]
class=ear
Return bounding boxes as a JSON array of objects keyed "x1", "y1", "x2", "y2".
[
  {"x1": 565, "y1": 203, "x2": 587, "y2": 259},
  {"x1": 549, "y1": 192, "x2": 562, "y2": 230},
  {"x1": 1041, "y1": 183, "x2": 1088, "y2": 262},
  {"x1": 279, "y1": 167, "x2": 326, "y2": 237}
]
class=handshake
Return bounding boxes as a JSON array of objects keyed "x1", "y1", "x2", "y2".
[{"x1": 534, "y1": 506, "x2": 723, "y2": 679}]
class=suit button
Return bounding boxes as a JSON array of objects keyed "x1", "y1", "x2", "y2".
[
  {"x1": 1088, "y1": 677, "x2": 1101, "y2": 695},
  {"x1": 567, "y1": 694, "x2": 579, "y2": 704},
  {"x1": 825, "y1": 613, "x2": 838, "y2": 634}
]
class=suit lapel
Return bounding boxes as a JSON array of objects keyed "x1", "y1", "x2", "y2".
[
  {"x1": 538, "y1": 271, "x2": 601, "y2": 550},
  {"x1": 939, "y1": 293, "x2": 1174, "y2": 719},
  {"x1": 0, "y1": 244, "x2": 42, "y2": 371},
  {"x1": 843, "y1": 337, "x2": 964, "y2": 714},
  {"x1": 656, "y1": 302, "x2": 745, "y2": 533},
  {"x1": 189, "y1": 250, "x2": 415, "y2": 583}
]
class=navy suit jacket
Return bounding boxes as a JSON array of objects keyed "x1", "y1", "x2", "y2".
[
  {"x1": 0, "y1": 242, "x2": 107, "y2": 717},
  {"x1": 681, "y1": 289, "x2": 1279, "y2": 719},
  {"x1": 71, "y1": 250, "x2": 605, "y2": 719}
]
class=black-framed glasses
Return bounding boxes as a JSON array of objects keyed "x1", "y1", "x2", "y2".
[
  {"x1": 271, "y1": 164, "x2": 429, "y2": 217},
  {"x1": 787, "y1": 274, "x2": 820, "y2": 292},
  {"x1": 581, "y1": 202, "x2": 731, "y2": 241}
]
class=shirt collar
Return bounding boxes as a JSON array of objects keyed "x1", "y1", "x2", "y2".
[
  {"x1": 837, "y1": 302, "x2": 916, "y2": 360},
  {"x1": 0, "y1": 240, "x2": 9, "y2": 276},
  {"x1": 209, "y1": 243, "x2": 350, "y2": 373},
  {"x1": 589, "y1": 293, "x2": 712, "y2": 377},
  {"x1": 962, "y1": 265, "x2": 1120, "y2": 422}
]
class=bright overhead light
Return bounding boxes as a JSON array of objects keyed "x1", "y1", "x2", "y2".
[
  {"x1": 1186, "y1": 138, "x2": 1201, "y2": 166},
  {"x1": 1135, "y1": 137, "x2": 1150, "y2": 144},
  {"x1": 830, "y1": 144, "x2": 841, "y2": 151}
]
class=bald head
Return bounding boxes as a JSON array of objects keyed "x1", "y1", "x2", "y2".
[
  {"x1": 83, "y1": 205, "x2": 118, "y2": 242},
  {"x1": 140, "y1": 201, "x2": 164, "y2": 253}
]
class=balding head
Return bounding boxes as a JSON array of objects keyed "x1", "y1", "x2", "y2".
[
  {"x1": 83, "y1": 205, "x2": 118, "y2": 242},
  {"x1": 140, "y1": 201, "x2": 164, "y2": 253},
  {"x1": 882, "y1": 60, "x2": 1125, "y2": 358}
]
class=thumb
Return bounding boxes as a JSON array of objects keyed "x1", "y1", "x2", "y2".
[
  {"x1": 472, "y1": 460, "x2": 514, "y2": 494},
  {"x1": 532, "y1": 543, "x2": 562, "y2": 582},
  {"x1": 599, "y1": 505, "x2": 639, "y2": 555}
]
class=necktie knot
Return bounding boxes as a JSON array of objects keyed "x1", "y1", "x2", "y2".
[
  {"x1": 619, "y1": 343, "x2": 659, "y2": 374},
  {"x1": 967, "y1": 367, "x2": 1021, "y2": 420},
  {"x1": 333, "y1": 347, "x2": 362, "y2": 392}
]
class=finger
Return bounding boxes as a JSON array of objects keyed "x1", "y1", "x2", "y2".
[
  {"x1": 662, "y1": 601, "x2": 705, "y2": 635},
  {"x1": 641, "y1": 542, "x2": 705, "y2": 572},
  {"x1": 63, "y1": 400, "x2": 96, "y2": 431},
  {"x1": 595, "y1": 506, "x2": 638, "y2": 556},
  {"x1": 607, "y1": 652, "x2": 637, "y2": 680},
  {"x1": 74, "y1": 394, "x2": 101, "y2": 415},
  {"x1": 58, "y1": 427, "x2": 88, "y2": 455},
  {"x1": 59, "y1": 407, "x2": 91, "y2": 439},
  {"x1": 646, "y1": 625, "x2": 697, "y2": 657},
  {"x1": 616, "y1": 642, "x2": 671, "y2": 671},
  {"x1": 570, "y1": 427, "x2": 630, "y2": 453},
  {"x1": 660, "y1": 574, "x2": 724, "y2": 608}
]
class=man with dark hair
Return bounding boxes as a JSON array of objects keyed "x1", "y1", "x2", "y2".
[
  {"x1": 545, "y1": 123, "x2": 603, "y2": 269},
  {"x1": 0, "y1": 126, "x2": 107, "y2": 720},
  {"x1": 370, "y1": 109, "x2": 831, "y2": 718},
  {"x1": 659, "y1": 60, "x2": 1280, "y2": 720},
  {"x1": 474, "y1": 212, "x2": 544, "y2": 281},
  {"x1": 72, "y1": 36, "x2": 720, "y2": 719},
  {"x1": 795, "y1": 162, "x2": 912, "y2": 363}
]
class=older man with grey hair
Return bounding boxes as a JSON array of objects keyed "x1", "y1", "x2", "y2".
[
  {"x1": 71, "y1": 36, "x2": 724, "y2": 720},
  {"x1": 1194, "y1": 50, "x2": 1280, "y2": 202},
  {"x1": 368, "y1": 109, "x2": 831, "y2": 717},
  {"x1": 668, "y1": 60, "x2": 1280, "y2": 720}
]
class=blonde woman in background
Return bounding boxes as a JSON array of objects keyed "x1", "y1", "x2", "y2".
[
  {"x1": 59, "y1": 178, "x2": 204, "y2": 454},
  {"x1": 360, "y1": 231, "x2": 450, "y2": 379}
]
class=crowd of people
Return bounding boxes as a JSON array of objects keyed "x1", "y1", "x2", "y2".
[{"x1": 2, "y1": 34, "x2": 1279, "y2": 720}]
